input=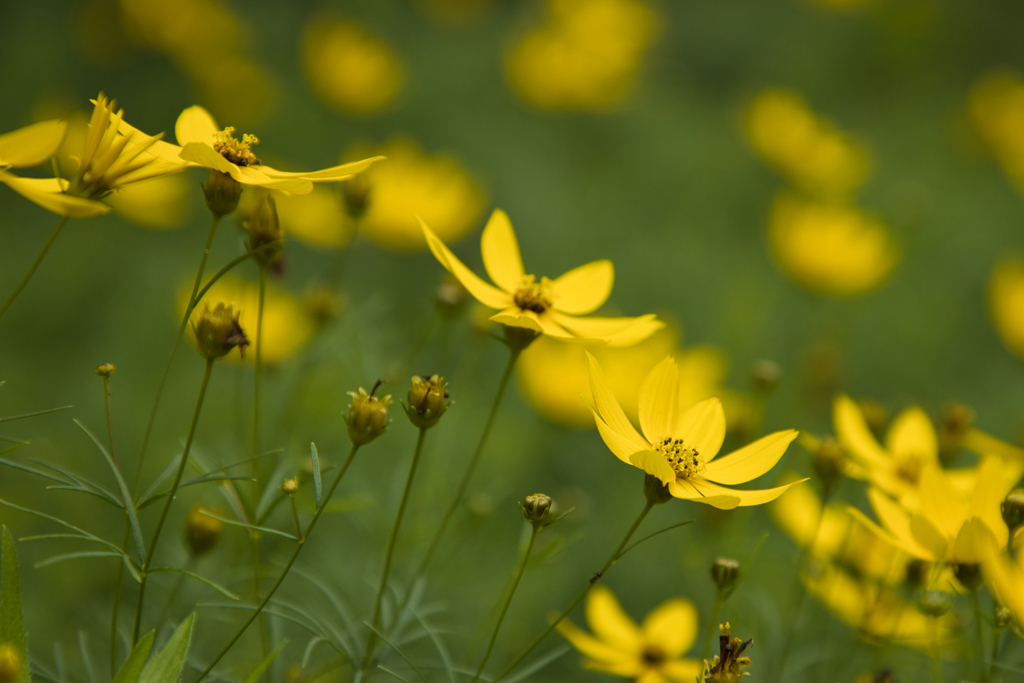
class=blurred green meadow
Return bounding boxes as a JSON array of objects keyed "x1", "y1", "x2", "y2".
[{"x1": 3, "y1": 1, "x2": 1024, "y2": 682}]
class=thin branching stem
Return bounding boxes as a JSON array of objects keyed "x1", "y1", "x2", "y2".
[
  {"x1": 0, "y1": 214, "x2": 68, "y2": 323},
  {"x1": 251, "y1": 262, "x2": 270, "y2": 657}
]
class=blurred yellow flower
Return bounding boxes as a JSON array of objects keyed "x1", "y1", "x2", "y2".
[
  {"x1": 423, "y1": 209, "x2": 661, "y2": 344},
  {"x1": 239, "y1": 186, "x2": 353, "y2": 250},
  {"x1": 988, "y1": 256, "x2": 1024, "y2": 358},
  {"x1": 0, "y1": 120, "x2": 66, "y2": 168},
  {"x1": 302, "y1": 17, "x2": 405, "y2": 115},
  {"x1": 769, "y1": 193, "x2": 898, "y2": 296},
  {"x1": 350, "y1": 139, "x2": 487, "y2": 251},
  {"x1": 556, "y1": 585, "x2": 702, "y2": 682},
  {"x1": 588, "y1": 353, "x2": 803, "y2": 508},
  {"x1": 745, "y1": 90, "x2": 870, "y2": 198},
  {"x1": 518, "y1": 325, "x2": 727, "y2": 428},
  {"x1": 969, "y1": 71, "x2": 1024, "y2": 194},
  {"x1": 505, "y1": 0, "x2": 658, "y2": 111},
  {"x1": 105, "y1": 174, "x2": 192, "y2": 229},
  {"x1": 982, "y1": 540, "x2": 1024, "y2": 629},
  {"x1": 180, "y1": 275, "x2": 315, "y2": 364}
]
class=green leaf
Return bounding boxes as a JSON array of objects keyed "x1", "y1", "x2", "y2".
[
  {"x1": 503, "y1": 647, "x2": 569, "y2": 683},
  {"x1": 1, "y1": 527, "x2": 30, "y2": 683},
  {"x1": 112, "y1": 631, "x2": 154, "y2": 683},
  {"x1": 138, "y1": 613, "x2": 194, "y2": 683},
  {"x1": 198, "y1": 511, "x2": 298, "y2": 541},
  {"x1": 35, "y1": 551, "x2": 123, "y2": 568},
  {"x1": 310, "y1": 442, "x2": 322, "y2": 509},
  {"x1": 362, "y1": 623, "x2": 428, "y2": 683},
  {"x1": 0, "y1": 457, "x2": 66, "y2": 484},
  {"x1": 148, "y1": 567, "x2": 240, "y2": 600},
  {"x1": 0, "y1": 405, "x2": 72, "y2": 423},
  {"x1": 239, "y1": 639, "x2": 287, "y2": 683}
]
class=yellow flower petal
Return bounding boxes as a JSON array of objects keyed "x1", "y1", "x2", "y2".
[
  {"x1": 953, "y1": 517, "x2": 997, "y2": 565},
  {"x1": 556, "y1": 618, "x2": 630, "y2": 663},
  {"x1": 688, "y1": 477, "x2": 807, "y2": 508},
  {"x1": 179, "y1": 141, "x2": 237, "y2": 175},
  {"x1": 885, "y1": 407, "x2": 938, "y2": 465},
  {"x1": 175, "y1": 105, "x2": 219, "y2": 146},
  {"x1": 970, "y1": 456, "x2": 1015, "y2": 542},
  {"x1": 586, "y1": 585, "x2": 643, "y2": 651},
  {"x1": 420, "y1": 219, "x2": 513, "y2": 309},
  {"x1": 638, "y1": 356, "x2": 679, "y2": 443},
  {"x1": 0, "y1": 120, "x2": 67, "y2": 168},
  {"x1": 863, "y1": 488, "x2": 933, "y2": 559},
  {"x1": 629, "y1": 449, "x2": 676, "y2": 485},
  {"x1": 587, "y1": 352, "x2": 650, "y2": 452},
  {"x1": 551, "y1": 259, "x2": 614, "y2": 315},
  {"x1": 636, "y1": 671, "x2": 669, "y2": 683},
  {"x1": 918, "y1": 465, "x2": 967, "y2": 539},
  {"x1": 261, "y1": 156, "x2": 385, "y2": 182},
  {"x1": 552, "y1": 312, "x2": 662, "y2": 345},
  {"x1": 235, "y1": 164, "x2": 314, "y2": 193},
  {"x1": 662, "y1": 660, "x2": 703, "y2": 681},
  {"x1": 834, "y1": 394, "x2": 889, "y2": 468},
  {"x1": 479, "y1": 209, "x2": 524, "y2": 293},
  {"x1": 667, "y1": 478, "x2": 740, "y2": 509},
  {"x1": 674, "y1": 398, "x2": 726, "y2": 462},
  {"x1": 594, "y1": 413, "x2": 648, "y2": 465},
  {"x1": 640, "y1": 597, "x2": 698, "y2": 657},
  {"x1": 703, "y1": 429, "x2": 798, "y2": 485},
  {"x1": 0, "y1": 170, "x2": 109, "y2": 218}
]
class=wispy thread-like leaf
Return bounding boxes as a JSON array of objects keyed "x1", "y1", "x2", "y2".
[
  {"x1": 35, "y1": 551, "x2": 123, "y2": 568},
  {"x1": 310, "y1": 442, "x2": 323, "y2": 508},
  {"x1": 198, "y1": 511, "x2": 298, "y2": 541},
  {"x1": 362, "y1": 622, "x2": 429, "y2": 683},
  {"x1": 148, "y1": 567, "x2": 240, "y2": 600},
  {"x1": 0, "y1": 405, "x2": 72, "y2": 423},
  {"x1": 502, "y1": 647, "x2": 569, "y2": 683},
  {"x1": 239, "y1": 639, "x2": 288, "y2": 683},
  {"x1": 412, "y1": 610, "x2": 455, "y2": 683}
]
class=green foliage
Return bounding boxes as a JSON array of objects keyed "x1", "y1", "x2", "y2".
[
  {"x1": 0, "y1": 527, "x2": 30, "y2": 683},
  {"x1": 137, "y1": 614, "x2": 194, "y2": 683}
]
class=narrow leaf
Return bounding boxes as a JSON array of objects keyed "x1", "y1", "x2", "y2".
[
  {"x1": 148, "y1": 567, "x2": 240, "y2": 600},
  {"x1": 377, "y1": 666, "x2": 415, "y2": 683},
  {"x1": 112, "y1": 631, "x2": 154, "y2": 683},
  {"x1": 137, "y1": 475, "x2": 253, "y2": 510},
  {"x1": 310, "y1": 443, "x2": 323, "y2": 508},
  {"x1": 0, "y1": 457, "x2": 69, "y2": 484},
  {"x1": 78, "y1": 631, "x2": 96, "y2": 683},
  {"x1": 362, "y1": 622, "x2": 429, "y2": 683},
  {"x1": 35, "y1": 551, "x2": 123, "y2": 568},
  {"x1": 199, "y1": 511, "x2": 298, "y2": 541},
  {"x1": 1, "y1": 527, "x2": 30, "y2": 683},
  {"x1": 138, "y1": 612, "x2": 195, "y2": 683},
  {"x1": 0, "y1": 405, "x2": 72, "y2": 423},
  {"x1": 239, "y1": 639, "x2": 287, "y2": 683},
  {"x1": 503, "y1": 647, "x2": 569, "y2": 683}
]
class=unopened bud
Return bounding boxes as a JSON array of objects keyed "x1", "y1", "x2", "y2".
[
  {"x1": 1001, "y1": 489, "x2": 1024, "y2": 534},
  {"x1": 436, "y1": 275, "x2": 468, "y2": 316},
  {"x1": 203, "y1": 170, "x2": 242, "y2": 217},
  {"x1": 996, "y1": 606, "x2": 1013, "y2": 628},
  {"x1": 811, "y1": 437, "x2": 844, "y2": 494},
  {"x1": 504, "y1": 325, "x2": 539, "y2": 352},
  {"x1": 405, "y1": 375, "x2": 450, "y2": 429},
  {"x1": 917, "y1": 591, "x2": 951, "y2": 618},
  {"x1": 643, "y1": 473, "x2": 673, "y2": 506},
  {"x1": 521, "y1": 493, "x2": 553, "y2": 529},
  {"x1": 345, "y1": 381, "x2": 392, "y2": 445},
  {"x1": 281, "y1": 478, "x2": 298, "y2": 494},
  {"x1": 0, "y1": 644, "x2": 20, "y2": 683},
  {"x1": 184, "y1": 505, "x2": 223, "y2": 556},
  {"x1": 94, "y1": 363, "x2": 116, "y2": 377},
  {"x1": 710, "y1": 557, "x2": 740, "y2": 591},
  {"x1": 192, "y1": 302, "x2": 249, "y2": 360},
  {"x1": 750, "y1": 359, "x2": 782, "y2": 394},
  {"x1": 245, "y1": 193, "x2": 283, "y2": 267}
]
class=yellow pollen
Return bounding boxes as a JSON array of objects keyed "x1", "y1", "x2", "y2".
[
  {"x1": 656, "y1": 436, "x2": 704, "y2": 479},
  {"x1": 213, "y1": 126, "x2": 261, "y2": 166},
  {"x1": 513, "y1": 275, "x2": 554, "y2": 313}
]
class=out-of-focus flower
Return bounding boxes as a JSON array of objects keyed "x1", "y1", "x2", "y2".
[
  {"x1": 769, "y1": 193, "x2": 898, "y2": 296},
  {"x1": 104, "y1": 174, "x2": 192, "y2": 228},
  {"x1": 588, "y1": 353, "x2": 803, "y2": 509},
  {"x1": 0, "y1": 120, "x2": 66, "y2": 168},
  {"x1": 988, "y1": 256, "x2": 1024, "y2": 359},
  {"x1": 505, "y1": 0, "x2": 659, "y2": 111},
  {"x1": 423, "y1": 209, "x2": 661, "y2": 345},
  {"x1": 180, "y1": 274, "x2": 315, "y2": 364},
  {"x1": 969, "y1": 71, "x2": 1024, "y2": 194},
  {"x1": 518, "y1": 324, "x2": 727, "y2": 428},
  {"x1": 982, "y1": 538, "x2": 1024, "y2": 628},
  {"x1": 556, "y1": 585, "x2": 701, "y2": 681},
  {"x1": 348, "y1": 139, "x2": 487, "y2": 251},
  {"x1": 745, "y1": 90, "x2": 870, "y2": 198},
  {"x1": 274, "y1": 185, "x2": 353, "y2": 249},
  {"x1": 302, "y1": 17, "x2": 405, "y2": 116}
]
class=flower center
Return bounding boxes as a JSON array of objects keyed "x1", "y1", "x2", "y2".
[
  {"x1": 895, "y1": 453, "x2": 924, "y2": 484},
  {"x1": 640, "y1": 644, "x2": 667, "y2": 668},
  {"x1": 656, "y1": 436, "x2": 704, "y2": 479},
  {"x1": 213, "y1": 127, "x2": 261, "y2": 166},
  {"x1": 513, "y1": 275, "x2": 553, "y2": 314}
]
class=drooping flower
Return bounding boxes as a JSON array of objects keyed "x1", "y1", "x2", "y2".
[
  {"x1": 588, "y1": 353, "x2": 803, "y2": 509},
  {"x1": 556, "y1": 585, "x2": 701, "y2": 682},
  {"x1": 422, "y1": 209, "x2": 661, "y2": 345}
]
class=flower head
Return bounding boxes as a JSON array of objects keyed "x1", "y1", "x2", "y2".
[
  {"x1": 703, "y1": 623, "x2": 752, "y2": 683},
  {"x1": 345, "y1": 382, "x2": 392, "y2": 446},
  {"x1": 184, "y1": 504, "x2": 224, "y2": 556},
  {"x1": 422, "y1": 209, "x2": 662, "y2": 345},
  {"x1": 557, "y1": 585, "x2": 701, "y2": 682},
  {"x1": 192, "y1": 302, "x2": 249, "y2": 360},
  {"x1": 589, "y1": 353, "x2": 803, "y2": 509},
  {"x1": 404, "y1": 374, "x2": 450, "y2": 429}
]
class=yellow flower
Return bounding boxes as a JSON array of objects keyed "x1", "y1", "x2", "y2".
[
  {"x1": 981, "y1": 540, "x2": 1024, "y2": 628},
  {"x1": 350, "y1": 138, "x2": 487, "y2": 251},
  {"x1": 179, "y1": 275, "x2": 315, "y2": 364},
  {"x1": 0, "y1": 119, "x2": 67, "y2": 168},
  {"x1": 556, "y1": 585, "x2": 701, "y2": 682},
  {"x1": 118, "y1": 105, "x2": 383, "y2": 194},
  {"x1": 104, "y1": 174, "x2": 192, "y2": 229},
  {"x1": 504, "y1": 0, "x2": 659, "y2": 111},
  {"x1": 588, "y1": 353, "x2": 803, "y2": 508},
  {"x1": 517, "y1": 324, "x2": 726, "y2": 428},
  {"x1": 988, "y1": 256, "x2": 1024, "y2": 359},
  {"x1": 768, "y1": 193, "x2": 898, "y2": 296},
  {"x1": 745, "y1": 90, "x2": 870, "y2": 198},
  {"x1": 422, "y1": 209, "x2": 661, "y2": 344},
  {"x1": 969, "y1": 71, "x2": 1024, "y2": 194},
  {"x1": 302, "y1": 17, "x2": 405, "y2": 115},
  {"x1": 274, "y1": 185, "x2": 354, "y2": 249}
]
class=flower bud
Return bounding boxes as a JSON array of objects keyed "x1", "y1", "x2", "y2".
[
  {"x1": 521, "y1": 493, "x2": 552, "y2": 529},
  {"x1": 643, "y1": 473, "x2": 673, "y2": 506},
  {"x1": 504, "y1": 325, "x2": 539, "y2": 352},
  {"x1": 281, "y1": 477, "x2": 298, "y2": 494},
  {"x1": 436, "y1": 275, "x2": 468, "y2": 317},
  {"x1": 917, "y1": 590, "x2": 951, "y2": 618},
  {"x1": 244, "y1": 193, "x2": 283, "y2": 267},
  {"x1": 750, "y1": 359, "x2": 781, "y2": 395},
  {"x1": 1001, "y1": 489, "x2": 1024, "y2": 534},
  {"x1": 0, "y1": 644, "x2": 20, "y2": 683},
  {"x1": 184, "y1": 505, "x2": 223, "y2": 556},
  {"x1": 405, "y1": 375, "x2": 450, "y2": 429},
  {"x1": 94, "y1": 363, "x2": 116, "y2": 377},
  {"x1": 710, "y1": 557, "x2": 740, "y2": 591},
  {"x1": 996, "y1": 606, "x2": 1013, "y2": 628},
  {"x1": 203, "y1": 170, "x2": 242, "y2": 217},
  {"x1": 345, "y1": 381, "x2": 392, "y2": 445},
  {"x1": 811, "y1": 437, "x2": 844, "y2": 494},
  {"x1": 192, "y1": 302, "x2": 249, "y2": 360}
]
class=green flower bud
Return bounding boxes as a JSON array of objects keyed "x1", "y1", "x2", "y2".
[
  {"x1": 710, "y1": 557, "x2": 740, "y2": 591},
  {"x1": 184, "y1": 505, "x2": 223, "y2": 557},
  {"x1": 917, "y1": 590, "x2": 951, "y2": 618},
  {"x1": 436, "y1": 275, "x2": 468, "y2": 317},
  {"x1": 643, "y1": 473, "x2": 673, "y2": 506},
  {"x1": 192, "y1": 302, "x2": 249, "y2": 360},
  {"x1": 94, "y1": 363, "x2": 116, "y2": 377},
  {"x1": 996, "y1": 606, "x2": 1013, "y2": 628},
  {"x1": 521, "y1": 493, "x2": 552, "y2": 529},
  {"x1": 244, "y1": 193, "x2": 283, "y2": 267},
  {"x1": 345, "y1": 381, "x2": 392, "y2": 446},
  {"x1": 405, "y1": 374, "x2": 450, "y2": 429},
  {"x1": 0, "y1": 644, "x2": 21, "y2": 683},
  {"x1": 281, "y1": 478, "x2": 299, "y2": 494},
  {"x1": 203, "y1": 170, "x2": 242, "y2": 217},
  {"x1": 750, "y1": 359, "x2": 782, "y2": 394},
  {"x1": 1001, "y1": 489, "x2": 1024, "y2": 534}
]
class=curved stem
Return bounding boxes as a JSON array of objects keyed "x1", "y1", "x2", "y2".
[
  {"x1": 493, "y1": 499, "x2": 655, "y2": 683},
  {"x1": 363, "y1": 428, "x2": 429, "y2": 671},
  {"x1": 132, "y1": 358, "x2": 215, "y2": 644},
  {"x1": 194, "y1": 443, "x2": 361, "y2": 683},
  {"x1": 0, "y1": 215, "x2": 68, "y2": 322},
  {"x1": 471, "y1": 525, "x2": 540, "y2": 683}
]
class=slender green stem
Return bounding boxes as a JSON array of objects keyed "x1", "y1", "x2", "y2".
[
  {"x1": 492, "y1": 499, "x2": 655, "y2": 683},
  {"x1": 102, "y1": 370, "x2": 123, "y2": 675},
  {"x1": 289, "y1": 494, "x2": 302, "y2": 539},
  {"x1": 471, "y1": 525, "x2": 540, "y2": 683},
  {"x1": 701, "y1": 587, "x2": 724, "y2": 660},
  {"x1": 253, "y1": 264, "x2": 267, "y2": 466},
  {"x1": 363, "y1": 428, "x2": 429, "y2": 671},
  {"x1": 101, "y1": 375, "x2": 119, "y2": 467},
  {"x1": 132, "y1": 358, "x2": 215, "y2": 644},
  {"x1": 972, "y1": 588, "x2": 989, "y2": 683},
  {"x1": 0, "y1": 215, "x2": 68, "y2": 323},
  {"x1": 928, "y1": 616, "x2": 944, "y2": 683},
  {"x1": 194, "y1": 444, "x2": 361, "y2": 683}
]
